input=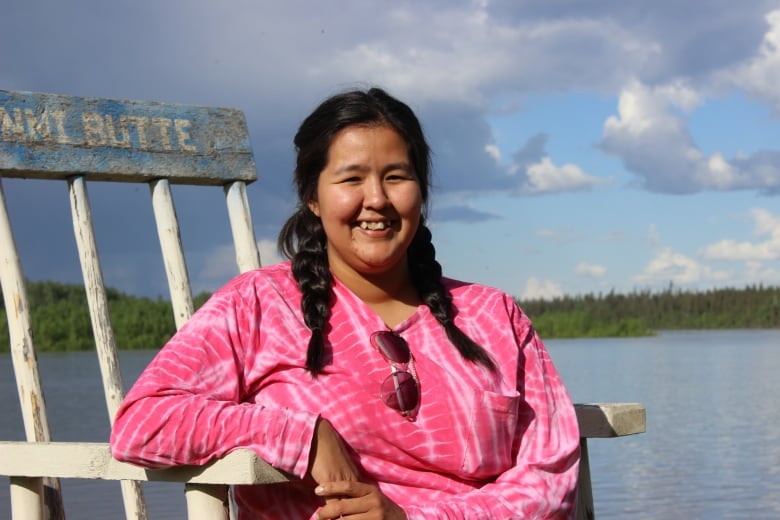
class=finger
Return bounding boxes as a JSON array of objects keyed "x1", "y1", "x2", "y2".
[
  {"x1": 316, "y1": 497, "x2": 351, "y2": 520},
  {"x1": 315, "y1": 481, "x2": 370, "y2": 499}
]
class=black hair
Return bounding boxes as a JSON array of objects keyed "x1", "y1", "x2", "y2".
[{"x1": 278, "y1": 87, "x2": 496, "y2": 374}]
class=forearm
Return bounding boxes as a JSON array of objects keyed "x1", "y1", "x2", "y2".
[{"x1": 110, "y1": 390, "x2": 318, "y2": 478}]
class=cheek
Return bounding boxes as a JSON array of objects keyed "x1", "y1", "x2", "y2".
[
  {"x1": 399, "y1": 187, "x2": 423, "y2": 219},
  {"x1": 318, "y1": 191, "x2": 359, "y2": 223}
]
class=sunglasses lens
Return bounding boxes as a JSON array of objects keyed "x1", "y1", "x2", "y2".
[
  {"x1": 371, "y1": 331, "x2": 411, "y2": 364},
  {"x1": 380, "y1": 371, "x2": 419, "y2": 413}
]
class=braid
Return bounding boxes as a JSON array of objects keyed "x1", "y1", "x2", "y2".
[
  {"x1": 408, "y1": 224, "x2": 497, "y2": 372},
  {"x1": 279, "y1": 209, "x2": 332, "y2": 374}
]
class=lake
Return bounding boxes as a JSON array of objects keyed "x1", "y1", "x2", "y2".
[{"x1": 2, "y1": 329, "x2": 779, "y2": 519}]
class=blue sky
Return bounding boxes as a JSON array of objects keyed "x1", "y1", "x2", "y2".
[{"x1": 2, "y1": 0, "x2": 780, "y2": 300}]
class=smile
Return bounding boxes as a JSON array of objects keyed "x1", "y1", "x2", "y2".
[{"x1": 359, "y1": 221, "x2": 391, "y2": 231}]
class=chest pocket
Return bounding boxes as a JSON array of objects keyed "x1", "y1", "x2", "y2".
[{"x1": 460, "y1": 389, "x2": 520, "y2": 479}]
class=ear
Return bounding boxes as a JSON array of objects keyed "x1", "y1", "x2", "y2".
[{"x1": 308, "y1": 199, "x2": 321, "y2": 217}]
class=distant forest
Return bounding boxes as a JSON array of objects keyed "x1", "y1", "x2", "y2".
[{"x1": 1, "y1": 280, "x2": 779, "y2": 352}]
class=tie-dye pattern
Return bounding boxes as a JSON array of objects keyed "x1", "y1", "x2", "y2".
[{"x1": 111, "y1": 262, "x2": 580, "y2": 519}]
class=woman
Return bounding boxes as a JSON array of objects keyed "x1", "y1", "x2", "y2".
[{"x1": 111, "y1": 87, "x2": 580, "y2": 519}]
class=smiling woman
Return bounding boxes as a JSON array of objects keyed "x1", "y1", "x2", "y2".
[
  {"x1": 110, "y1": 87, "x2": 581, "y2": 519},
  {"x1": 309, "y1": 125, "x2": 423, "y2": 309}
]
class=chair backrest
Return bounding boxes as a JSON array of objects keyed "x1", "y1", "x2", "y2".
[
  {"x1": 0, "y1": 89, "x2": 261, "y2": 519},
  {"x1": 1, "y1": 89, "x2": 647, "y2": 520}
]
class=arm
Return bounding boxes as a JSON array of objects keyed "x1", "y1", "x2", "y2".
[
  {"x1": 403, "y1": 306, "x2": 581, "y2": 519},
  {"x1": 110, "y1": 277, "x2": 318, "y2": 479}
]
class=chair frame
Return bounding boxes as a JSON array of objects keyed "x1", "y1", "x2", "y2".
[{"x1": 0, "y1": 89, "x2": 645, "y2": 520}]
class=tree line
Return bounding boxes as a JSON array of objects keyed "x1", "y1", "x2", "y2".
[
  {"x1": 521, "y1": 283, "x2": 780, "y2": 338},
  {"x1": 1, "y1": 280, "x2": 778, "y2": 352}
]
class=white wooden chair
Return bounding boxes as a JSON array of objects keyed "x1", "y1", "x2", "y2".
[{"x1": 0, "y1": 89, "x2": 645, "y2": 520}]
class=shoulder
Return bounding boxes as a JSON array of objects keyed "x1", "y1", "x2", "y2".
[
  {"x1": 443, "y1": 277, "x2": 532, "y2": 329},
  {"x1": 212, "y1": 261, "x2": 300, "y2": 304},
  {"x1": 443, "y1": 277, "x2": 517, "y2": 309}
]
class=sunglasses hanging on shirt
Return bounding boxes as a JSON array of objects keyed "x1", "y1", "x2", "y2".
[{"x1": 370, "y1": 331, "x2": 420, "y2": 421}]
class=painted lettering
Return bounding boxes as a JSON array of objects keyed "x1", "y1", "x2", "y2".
[
  {"x1": 2, "y1": 103, "x2": 200, "y2": 153},
  {"x1": 104, "y1": 115, "x2": 131, "y2": 148},
  {"x1": 50, "y1": 110, "x2": 72, "y2": 144},
  {"x1": 175, "y1": 119, "x2": 197, "y2": 152},
  {"x1": 82, "y1": 112, "x2": 106, "y2": 146},
  {"x1": 125, "y1": 116, "x2": 149, "y2": 148},
  {"x1": 0, "y1": 108, "x2": 25, "y2": 140},
  {"x1": 151, "y1": 118, "x2": 173, "y2": 151},
  {"x1": 24, "y1": 109, "x2": 51, "y2": 140}
]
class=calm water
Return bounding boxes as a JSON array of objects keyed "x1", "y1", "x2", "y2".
[{"x1": 1, "y1": 329, "x2": 779, "y2": 519}]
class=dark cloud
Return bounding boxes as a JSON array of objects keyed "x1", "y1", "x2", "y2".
[
  {"x1": 485, "y1": 0, "x2": 774, "y2": 83},
  {"x1": 429, "y1": 205, "x2": 500, "y2": 224},
  {"x1": 3, "y1": 0, "x2": 779, "y2": 296},
  {"x1": 420, "y1": 103, "x2": 511, "y2": 193},
  {"x1": 511, "y1": 133, "x2": 548, "y2": 173}
]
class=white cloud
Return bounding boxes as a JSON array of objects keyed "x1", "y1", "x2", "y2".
[
  {"x1": 575, "y1": 262, "x2": 607, "y2": 278},
  {"x1": 726, "y1": 9, "x2": 780, "y2": 114},
  {"x1": 519, "y1": 157, "x2": 605, "y2": 194},
  {"x1": 600, "y1": 80, "x2": 780, "y2": 194},
  {"x1": 305, "y1": 3, "x2": 659, "y2": 105},
  {"x1": 484, "y1": 144, "x2": 501, "y2": 163},
  {"x1": 700, "y1": 208, "x2": 780, "y2": 261},
  {"x1": 634, "y1": 247, "x2": 730, "y2": 286},
  {"x1": 521, "y1": 277, "x2": 564, "y2": 301}
]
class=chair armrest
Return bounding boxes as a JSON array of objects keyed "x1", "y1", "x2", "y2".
[
  {"x1": 0, "y1": 442, "x2": 289, "y2": 484},
  {"x1": 574, "y1": 402, "x2": 646, "y2": 438},
  {"x1": 1, "y1": 404, "x2": 646, "y2": 483}
]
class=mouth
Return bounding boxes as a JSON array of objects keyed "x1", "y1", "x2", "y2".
[{"x1": 358, "y1": 220, "x2": 393, "y2": 231}]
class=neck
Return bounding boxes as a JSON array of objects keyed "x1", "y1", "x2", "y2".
[{"x1": 331, "y1": 260, "x2": 422, "y2": 327}]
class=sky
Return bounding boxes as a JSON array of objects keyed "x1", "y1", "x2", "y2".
[{"x1": 2, "y1": 0, "x2": 780, "y2": 301}]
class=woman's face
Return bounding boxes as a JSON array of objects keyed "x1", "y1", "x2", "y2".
[{"x1": 308, "y1": 124, "x2": 422, "y2": 280}]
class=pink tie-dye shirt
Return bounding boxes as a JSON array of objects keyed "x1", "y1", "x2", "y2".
[{"x1": 111, "y1": 262, "x2": 580, "y2": 519}]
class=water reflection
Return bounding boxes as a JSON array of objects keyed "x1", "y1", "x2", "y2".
[
  {"x1": 2, "y1": 330, "x2": 779, "y2": 518},
  {"x1": 548, "y1": 329, "x2": 780, "y2": 519}
]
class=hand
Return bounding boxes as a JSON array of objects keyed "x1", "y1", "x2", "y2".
[
  {"x1": 307, "y1": 418, "x2": 362, "y2": 485},
  {"x1": 315, "y1": 481, "x2": 407, "y2": 520}
]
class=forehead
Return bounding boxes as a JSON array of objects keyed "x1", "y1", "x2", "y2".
[{"x1": 326, "y1": 125, "x2": 410, "y2": 164}]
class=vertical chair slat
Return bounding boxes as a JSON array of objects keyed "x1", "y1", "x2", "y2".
[
  {"x1": 224, "y1": 181, "x2": 261, "y2": 273},
  {"x1": 149, "y1": 178, "x2": 195, "y2": 330},
  {"x1": 148, "y1": 178, "x2": 231, "y2": 519},
  {"x1": 67, "y1": 176, "x2": 148, "y2": 520},
  {"x1": 9, "y1": 477, "x2": 44, "y2": 520},
  {"x1": 0, "y1": 177, "x2": 65, "y2": 520}
]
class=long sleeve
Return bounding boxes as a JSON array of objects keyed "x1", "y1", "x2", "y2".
[
  {"x1": 110, "y1": 266, "x2": 580, "y2": 519},
  {"x1": 110, "y1": 271, "x2": 319, "y2": 478},
  {"x1": 399, "y1": 291, "x2": 580, "y2": 519}
]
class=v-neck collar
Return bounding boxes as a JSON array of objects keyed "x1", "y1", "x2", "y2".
[{"x1": 331, "y1": 273, "x2": 427, "y2": 334}]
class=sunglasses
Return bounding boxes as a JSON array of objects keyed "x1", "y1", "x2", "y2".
[{"x1": 370, "y1": 331, "x2": 420, "y2": 420}]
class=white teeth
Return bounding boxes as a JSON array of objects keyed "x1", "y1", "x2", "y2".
[{"x1": 360, "y1": 221, "x2": 388, "y2": 230}]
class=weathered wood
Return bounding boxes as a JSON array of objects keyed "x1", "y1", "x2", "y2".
[
  {"x1": 224, "y1": 181, "x2": 262, "y2": 273},
  {"x1": 9, "y1": 477, "x2": 44, "y2": 520},
  {"x1": 0, "y1": 443, "x2": 289, "y2": 484},
  {"x1": 574, "y1": 403, "x2": 646, "y2": 438},
  {"x1": 0, "y1": 404, "x2": 646, "y2": 483},
  {"x1": 1, "y1": 89, "x2": 647, "y2": 519},
  {"x1": 575, "y1": 439, "x2": 594, "y2": 520},
  {"x1": 150, "y1": 178, "x2": 195, "y2": 329},
  {"x1": 185, "y1": 484, "x2": 230, "y2": 520},
  {"x1": 68, "y1": 175, "x2": 148, "y2": 519},
  {"x1": 0, "y1": 90, "x2": 256, "y2": 185},
  {"x1": 0, "y1": 178, "x2": 66, "y2": 519}
]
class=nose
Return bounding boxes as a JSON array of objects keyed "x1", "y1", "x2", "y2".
[{"x1": 363, "y1": 176, "x2": 389, "y2": 209}]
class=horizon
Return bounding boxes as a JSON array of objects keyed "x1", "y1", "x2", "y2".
[{"x1": 2, "y1": 1, "x2": 779, "y2": 301}]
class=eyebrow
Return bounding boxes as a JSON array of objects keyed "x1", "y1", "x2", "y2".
[{"x1": 333, "y1": 161, "x2": 412, "y2": 175}]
